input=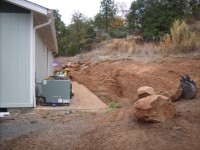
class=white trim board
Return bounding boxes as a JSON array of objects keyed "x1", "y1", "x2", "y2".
[
  {"x1": 30, "y1": 11, "x2": 35, "y2": 107},
  {"x1": 5, "y1": 0, "x2": 48, "y2": 15}
]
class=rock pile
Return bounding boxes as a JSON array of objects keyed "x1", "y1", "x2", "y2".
[
  {"x1": 54, "y1": 61, "x2": 91, "y2": 72},
  {"x1": 134, "y1": 86, "x2": 176, "y2": 122}
]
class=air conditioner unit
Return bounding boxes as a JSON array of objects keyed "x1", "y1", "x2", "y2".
[{"x1": 41, "y1": 79, "x2": 71, "y2": 105}]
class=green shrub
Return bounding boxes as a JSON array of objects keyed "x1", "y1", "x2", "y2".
[
  {"x1": 67, "y1": 42, "x2": 79, "y2": 56},
  {"x1": 109, "y1": 101, "x2": 121, "y2": 109},
  {"x1": 109, "y1": 30, "x2": 127, "y2": 39}
]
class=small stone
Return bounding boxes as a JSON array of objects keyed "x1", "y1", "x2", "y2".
[
  {"x1": 65, "y1": 110, "x2": 72, "y2": 115},
  {"x1": 173, "y1": 126, "x2": 181, "y2": 130}
]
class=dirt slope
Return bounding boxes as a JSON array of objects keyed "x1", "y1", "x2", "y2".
[{"x1": 71, "y1": 57, "x2": 200, "y2": 105}]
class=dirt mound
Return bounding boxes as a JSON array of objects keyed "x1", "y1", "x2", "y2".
[{"x1": 71, "y1": 57, "x2": 200, "y2": 106}]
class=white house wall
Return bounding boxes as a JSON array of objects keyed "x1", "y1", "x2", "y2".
[
  {"x1": 48, "y1": 51, "x2": 54, "y2": 75},
  {"x1": 35, "y1": 32, "x2": 54, "y2": 83},
  {"x1": 0, "y1": 2, "x2": 32, "y2": 107}
]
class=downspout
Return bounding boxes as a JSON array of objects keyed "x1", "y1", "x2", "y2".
[
  {"x1": 34, "y1": 18, "x2": 52, "y2": 32},
  {"x1": 47, "y1": 49, "x2": 49, "y2": 76},
  {"x1": 33, "y1": 18, "x2": 52, "y2": 108}
]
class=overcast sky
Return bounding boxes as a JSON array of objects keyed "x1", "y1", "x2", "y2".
[{"x1": 29, "y1": 0, "x2": 133, "y2": 25}]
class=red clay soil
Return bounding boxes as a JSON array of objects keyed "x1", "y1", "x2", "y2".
[
  {"x1": 1, "y1": 56, "x2": 200, "y2": 150},
  {"x1": 71, "y1": 57, "x2": 200, "y2": 106}
]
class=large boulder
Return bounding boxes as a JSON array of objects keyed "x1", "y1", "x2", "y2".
[
  {"x1": 137, "y1": 86, "x2": 155, "y2": 99},
  {"x1": 134, "y1": 95, "x2": 176, "y2": 122}
]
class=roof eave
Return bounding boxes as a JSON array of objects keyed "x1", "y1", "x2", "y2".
[
  {"x1": 5, "y1": 0, "x2": 58, "y2": 54},
  {"x1": 5, "y1": 0, "x2": 48, "y2": 15},
  {"x1": 47, "y1": 10, "x2": 58, "y2": 54}
]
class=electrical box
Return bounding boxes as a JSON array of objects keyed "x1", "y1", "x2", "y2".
[{"x1": 41, "y1": 80, "x2": 71, "y2": 105}]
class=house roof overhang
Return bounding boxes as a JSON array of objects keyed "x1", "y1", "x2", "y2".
[{"x1": 4, "y1": 0, "x2": 58, "y2": 54}]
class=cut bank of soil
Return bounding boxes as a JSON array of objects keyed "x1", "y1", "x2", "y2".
[
  {"x1": 71, "y1": 57, "x2": 200, "y2": 106},
  {"x1": 1, "y1": 57, "x2": 200, "y2": 150}
]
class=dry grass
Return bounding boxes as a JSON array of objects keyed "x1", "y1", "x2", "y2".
[
  {"x1": 160, "y1": 20, "x2": 199, "y2": 54},
  {"x1": 105, "y1": 38, "x2": 160, "y2": 56},
  {"x1": 186, "y1": 17, "x2": 200, "y2": 34},
  {"x1": 56, "y1": 20, "x2": 200, "y2": 65},
  {"x1": 56, "y1": 37, "x2": 162, "y2": 65},
  {"x1": 190, "y1": 20, "x2": 200, "y2": 38}
]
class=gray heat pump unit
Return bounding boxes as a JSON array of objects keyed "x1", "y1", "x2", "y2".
[{"x1": 41, "y1": 80, "x2": 71, "y2": 105}]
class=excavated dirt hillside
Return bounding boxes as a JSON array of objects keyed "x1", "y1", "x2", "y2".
[{"x1": 70, "y1": 57, "x2": 200, "y2": 106}]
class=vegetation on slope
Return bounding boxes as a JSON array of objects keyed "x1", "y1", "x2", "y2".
[{"x1": 54, "y1": 0, "x2": 200, "y2": 57}]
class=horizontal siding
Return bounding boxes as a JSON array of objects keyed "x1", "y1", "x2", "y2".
[{"x1": 0, "y1": 12, "x2": 31, "y2": 107}]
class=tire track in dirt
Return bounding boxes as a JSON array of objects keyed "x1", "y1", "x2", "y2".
[
  {"x1": 109, "y1": 108, "x2": 132, "y2": 122},
  {"x1": 72, "y1": 108, "x2": 134, "y2": 150}
]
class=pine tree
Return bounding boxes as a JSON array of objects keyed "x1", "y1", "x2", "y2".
[{"x1": 100, "y1": 0, "x2": 116, "y2": 33}]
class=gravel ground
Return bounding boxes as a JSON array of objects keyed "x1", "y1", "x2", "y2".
[
  {"x1": 1, "y1": 100, "x2": 200, "y2": 150},
  {"x1": 0, "y1": 110, "x2": 46, "y2": 140},
  {"x1": 0, "y1": 109, "x2": 104, "y2": 149}
]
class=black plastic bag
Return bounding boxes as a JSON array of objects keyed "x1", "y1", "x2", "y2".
[{"x1": 180, "y1": 75, "x2": 198, "y2": 99}]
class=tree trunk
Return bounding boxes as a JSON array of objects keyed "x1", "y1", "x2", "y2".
[{"x1": 105, "y1": 3, "x2": 108, "y2": 33}]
